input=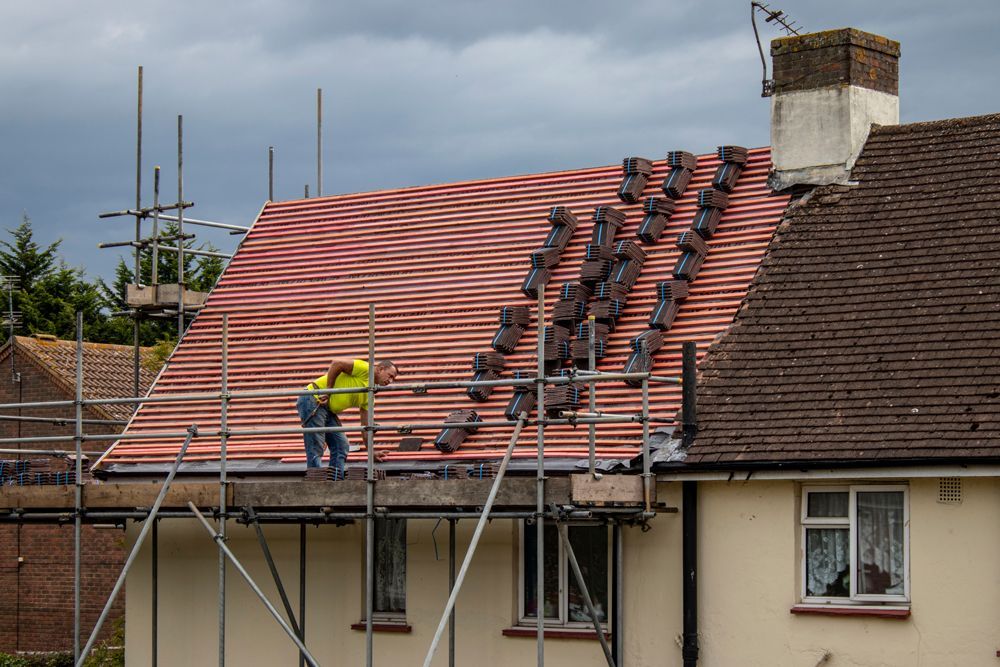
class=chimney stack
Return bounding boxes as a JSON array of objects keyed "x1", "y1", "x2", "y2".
[{"x1": 768, "y1": 28, "x2": 900, "y2": 192}]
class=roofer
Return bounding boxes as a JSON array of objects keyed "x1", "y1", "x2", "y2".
[{"x1": 297, "y1": 358, "x2": 399, "y2": 475}]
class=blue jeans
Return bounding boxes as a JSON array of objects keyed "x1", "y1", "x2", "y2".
[{"x1": 297, "y1": 394, "x2": 349, "y2": 474}]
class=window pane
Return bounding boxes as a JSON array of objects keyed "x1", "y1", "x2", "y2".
[
  {"x1": 523, "y1": 523, "x2": 560, "y2": 620},
  {"x1": 374, "y1": 518, "x2": 406, "y2": 613},
  {"x1": 856, "y1": 491, "x2": 905, "y2": 596},
  {"x1": 807, "y1": 492, "x2": 848, "y2": 518},
  {"x1": 567, "y1": 526, "x2": 609, "y2": 623},
  {"x1": 805, "y1": 528, "x2": 849, "y2": 597}
]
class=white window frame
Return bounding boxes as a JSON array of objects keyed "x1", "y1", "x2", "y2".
[
  {"x1": 516, "y1": 522, "x2": 612, "y2": 628},
  {"x1": 800, "y1": 485, "x2": 909, "y2": 605}
]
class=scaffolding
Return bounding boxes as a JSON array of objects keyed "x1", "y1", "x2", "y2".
[{"x1": 0, "y1": 288, "x2": 696, "y2": 667}]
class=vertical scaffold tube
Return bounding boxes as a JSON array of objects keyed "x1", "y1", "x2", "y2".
[
  {"x1": 73, "y1": 311, "x2": 83, "y2": 663},
  {"x1": 218, "y1": 313, "x2": 229, "y2": 666},
  {"x1": 365, "y1": 303, "x2": 376, "y2": 667},
  {"x1": 152, "y1": 519, "x2": 158, "y2": 667},
  {"x1": 641, "y1": 378, "x2": 651, "y2": 512},
  {"x1": 449, "y1": 518, "x2": 456, "y2": 667},
  {"x1": 535, "y1": 286, "x2": 546, "y2": 666},
  {"x1": 588, "y1": 315, "x2": 596, "y2": 476},
  {"x1": 298, "y1": 524, "x2": 306, "y2": 667}
]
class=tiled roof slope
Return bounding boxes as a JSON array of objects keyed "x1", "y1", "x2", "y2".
[
  {"x1": 685, "y1": 113, "x2": 1000, "y2": 466},
  {"x1": 101, "y1": 149, "x2": 787, "y2": 467},
  {"x1": 0, "y1": 336, "x2": 159, "y2": 422}
]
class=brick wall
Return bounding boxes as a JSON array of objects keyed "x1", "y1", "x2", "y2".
[
  {"x1": 771, "y1": 28, "x2": 900, "y2": 96},
  {"x1": 0, "y1": 349, "x2": 127, "y2": 652}
]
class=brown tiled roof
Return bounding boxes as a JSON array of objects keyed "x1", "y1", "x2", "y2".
[
  {"x1": 0, "y1": 335, "x2": 159, "y2": 422},
  {"x1": 684, "y1": 113, "x2": 1000, "y2": 466}
]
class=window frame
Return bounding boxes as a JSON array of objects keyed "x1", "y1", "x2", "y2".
[
  {"x1": 516, "y1": 522, "x2": 612, "y2": 628},
  {"x1": 800, "y1": 484, "x2": 909, "y2": 606}
]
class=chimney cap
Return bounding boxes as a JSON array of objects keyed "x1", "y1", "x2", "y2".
[{"x1": 771, "y1": 28, "x2": 900, "y2": 58}]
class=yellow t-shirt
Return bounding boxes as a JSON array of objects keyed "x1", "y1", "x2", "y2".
[{"x1": 307, "y1": 360, "x2": 369, "y2": 414}]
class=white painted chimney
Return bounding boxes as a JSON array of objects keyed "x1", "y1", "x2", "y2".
[{"x1": 768, "y1": 28, "x2": 900, "y2": 192}]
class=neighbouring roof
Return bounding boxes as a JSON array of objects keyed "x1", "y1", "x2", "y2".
[
  {"x1": 101, "y1": 149, "x2": 788, "y2": 469},
  {"x1": 0, "y1": 335, "x2": 159, "y2": 422},
  {"x1": 683, "y1": 113, "x2": 1000, "y2": 466}
]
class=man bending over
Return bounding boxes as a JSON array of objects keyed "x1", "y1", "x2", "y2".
[{"x1": 297, "y1": 358, "x2": 399, "y2": 474}]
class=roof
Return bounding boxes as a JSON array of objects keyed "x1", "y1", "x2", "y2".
[
  {"x1": 683, "y1": 112, "x2": 1000, "y2": 466},
  {"x1": 101, "y1": 149, "x2": 788, "y2": 468},
  {"x1": 0, "y1": 335, "x2": 159, "y2": 422}
]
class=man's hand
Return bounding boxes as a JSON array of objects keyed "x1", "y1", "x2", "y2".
[{"x1": 317, "y1": 395, "x2": 329, "y2": 406}]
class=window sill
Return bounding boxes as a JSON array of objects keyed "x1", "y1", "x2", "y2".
[
  {"x1": 503, "y1": 627, "x2": 611, "y2": 640},
  {"x1": 790, "y1": 604, "x2": 910, "y2": 619},
  {"x1": 351, "y1": 621, "x2": 412, "y2": 633}
]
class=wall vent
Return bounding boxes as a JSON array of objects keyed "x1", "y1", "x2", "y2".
[{"x1": 938, "y1": 477, "x2": 962, "y2": 504}]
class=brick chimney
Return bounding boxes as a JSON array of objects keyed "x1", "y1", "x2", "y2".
[{"x1": 768, "y1": 28, "x2": 900, "y2": 192}]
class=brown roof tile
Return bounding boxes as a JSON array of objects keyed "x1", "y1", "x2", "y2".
[
  {"x1": 684, "y1": 113, "x2": 1000, "y2": 466},
  {"x1": 1, "y1": 335, "x2": 160, "y2": 422}
]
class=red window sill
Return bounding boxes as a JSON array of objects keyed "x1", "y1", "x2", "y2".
[
  {"x1": 351, "y1": 622, "x2": 412, "y2": 633},
  {"x1": 503, "y1": 627, "x2": 611, "y2": 640},
  {"x1": 790, "y1": 605, "x2": 910, "y2": 619}
]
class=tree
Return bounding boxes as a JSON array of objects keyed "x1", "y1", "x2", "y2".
[{"x1": 0, "y1": 214, "x2": 60, "y2": 291}]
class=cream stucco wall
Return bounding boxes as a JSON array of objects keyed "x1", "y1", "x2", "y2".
[
  {"x1": 123, "y1": 478, "x2": 1000, "y2": 666},
  {"x1": 123, "y1": 497, "x2": 684, "y2": 666},
  {"x1": 696, "y1": 477, "x2": 1000, "y2": 666}
]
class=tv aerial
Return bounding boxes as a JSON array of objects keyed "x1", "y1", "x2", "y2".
[{"x1": 750, "y1": 2, "x2": 803, "y2": 97}]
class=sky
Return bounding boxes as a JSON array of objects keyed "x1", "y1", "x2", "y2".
[{"x1": 2, "y1": 0, "x2": 998, "y2": 283}]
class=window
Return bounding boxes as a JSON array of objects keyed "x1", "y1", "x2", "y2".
[
  {"x1": 801, "y1": 486, "x2": 908, "y2": 604},
  {"x1": 518, "y1": 522, "x2": 610, "y2": 626},
  {"x1": 372, "y1": 518, "x2": 406, "y2": 619}
]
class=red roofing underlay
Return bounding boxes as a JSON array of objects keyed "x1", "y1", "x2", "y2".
[{"x1": 101, "y1": 149, "x2": 787, "y2": 467}]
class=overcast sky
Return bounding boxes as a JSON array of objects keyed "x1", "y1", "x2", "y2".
[{"x1": 2, "y1": 0, "x2": 998, "y2": 282}]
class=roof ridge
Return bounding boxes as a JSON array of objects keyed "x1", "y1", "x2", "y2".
[{"x1": 871, "y1": 112, "x2": 1000, "y2": 136}]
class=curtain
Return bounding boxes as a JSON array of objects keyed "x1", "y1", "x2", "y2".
[
  {"x1": 567, "y1": 526, "x2": 609, "y2": 622},
  {"x1": 805, "y1": 528, "x2": 850, "y2": 597},
  {"x1": 856, "y1": 491, "x2": 905, "y2": 595},
  {"x1": 374, "y1": 518, "x2": 406, "y2": 614},
  {"x1": 523, "y1": 524, "x2": 561, "y2": 620}
]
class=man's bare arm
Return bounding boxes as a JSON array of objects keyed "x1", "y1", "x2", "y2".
[{"x1": 360, "y1": 408, "x2": 370, "y2": 427}]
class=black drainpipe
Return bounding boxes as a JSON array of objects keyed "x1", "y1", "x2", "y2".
[
  {"x1": 682, "y1": 481, "x2": 699, "y2": 667},
  {"x1": 680, "y1": 342, "x2": 699, "y2": 666}
]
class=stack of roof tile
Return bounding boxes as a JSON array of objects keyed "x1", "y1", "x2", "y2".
[
  {"x1": 440, "y1": 463, "x2": 469, "y2": 479},
  {"x1": 630, "y1": 329, "x2": 663, "y2": 354},
  {"x1": 617, "y1": 156, "x2": 654, "y2": 203},
  {"x1": 623, "y1": 349, "x2": 653, "y2": 387},
  {"x1": 530, "y1": 246, "x2": 562, "y2": 270},
  {"x1": 544, "y1": 384, "x2": 582, "y2": 417},
  {"x1": 712, "y1": 145, "x2": 749, "y2": 193},
  {"x1": 691, "y1": 187, "x2": 730, "y2": 238},
  {"x1": 345, "y1": 466, "x2": 386, "y2": 481},
  {"x1": 505, "y1": 370, "x2": 537, "y2": 420},
  {"x1": 2, "y1": 457, "x2": 94, "y2": 486},
  {"x1": 468, "y1": 462, "x2": 502, "y2": 479},
  {"x1": 553, "y1": 281, "x2": 593, "y2": 325},
  {"x1": 590, "y1": 206, "x2": 626, "y2": 247},
  {"x1": 648, "y1": 280, "x2": 689, "y2": 329},
  {"x1": 492, "y1": 306, "x2": 530, "y2": 354},
  {"x1": 673, "y1": 229, "x2": 711, "y2": 281},
  {"x1": 524, "y1": 206, "x2": 580, "y2": 298},
  {"x1": 467, "y1": 352, "x2": 505, "y2": 401},
  {"x1": 662, "y1": 150, "x2": 697, "y2": 199},
  {"x1": 571, "y1": 319, "x2": 610, "y2": 364},
  {"x1": 313, "y1": 466, "x2": 341, "y2": 480},
  {"x1": 542, "y1": 324, "x2": 572, "y2": 361},
  {"x1": 637, "y1": 197, "x2": 677, "y2": 244},
  {"x1": 435, "y1": 409, "x2": 482, "y2": 453}
]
